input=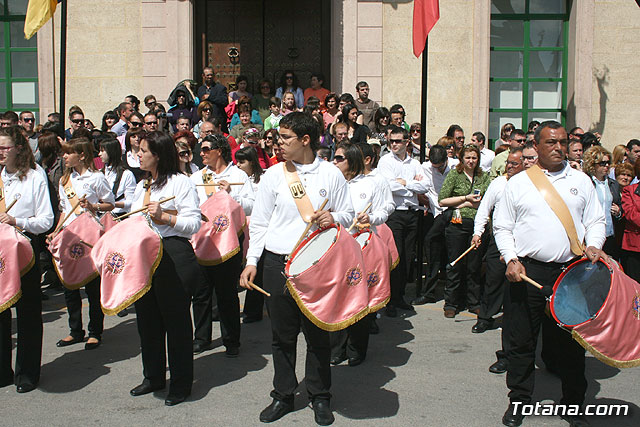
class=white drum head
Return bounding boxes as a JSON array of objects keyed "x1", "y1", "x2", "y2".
[
  {"x1": 289, "y1": 227, "x2": 338, "y2": 276},
  {"x1": 355, "y1": 232, "x2": 370, "y2": 249}
]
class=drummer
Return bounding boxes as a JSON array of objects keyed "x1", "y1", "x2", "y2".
[
  {"x1": 239, "y1": 112, "x2": 354, "y2": 426},
  {"x1": 189, "y1": 134, "x2": 253, "y2": 356},
  {"x1": 98, "y1": 137, "x2": 137, "y2": 217},
  {"x1": 493, "y1": 121, "x2": 606, "y2": 427},
  {"x1": 0, "y1": 126, "x2": 54, "y2": 393},
  {"x1": 54, "y1": 137, "x2": 114, "y2": 351},
  {"x1": 128, "y1": 131, "x2": 202, "y2": 406}
]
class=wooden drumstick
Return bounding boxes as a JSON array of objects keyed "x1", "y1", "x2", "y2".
[
  {"x1": 114, "y1": 196, "x2": 176, "y2": 220},
  {"x1": 5, "y1": 194, "x2": 21, "y2": 213},
  {"x1": 195, "y1": 183, "x2": 245, "y2": 186},
  {"x1": 248, "y1": 281, "x2": 271, "y2": 297},
  {"x1": 290, "y1": 198, "x2": 329, "y2": 256},
  {"x1": 347, "y1": 202, "x2": 373, "y2": 233},
  {"x1": 519, "y1": 273, "x2": 543, "y2": 290},
  {"x1": 447, "y1": 244, "x2": 476, "y2": 268},
  {"x1": 52, "y1": 197, "x2": 84, "y2": 237},
  {"x1": 79, "y1": 240, "x2": 94, "y2": 249}
]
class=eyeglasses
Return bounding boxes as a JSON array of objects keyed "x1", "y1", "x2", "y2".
[
  {"x1": 265, "y1": 136, "x2": 274, "y2": 140},
  {"x1": 261, "y1": 85, "x2": 270, "y2": 89},
  {"x1": 412, "y1": 130, "x2": 420, "y2": 134},
  {"x1": 201, "y1": 129, "x2": 214, "y2": 136},
  {"x1": 71, "y1": 119, "x2": 84, "y2": 124},
  {"x1": 145, "y1": 121, "x2": 158, "y2": 125},
  {"x1": 515, "y1": 138, "x2": 527, "y2": 143},
  {"x1": 389, "y1": 138, "x2": 406, "y2": 144},
  {"x1": 446, "y1": 144, "x2": 455, "y2": 149},
  {"x1": 333, "y1": 155, "x2": 346, "y2": 162},
  {"x1": 23, "y1": 117, "x2": 35, "y2": 123},
  {"x1": 130, "y1": 122, "x2": 143, "y2": 127},
  {"x1": 200, "y1": 146, "x2": 215, "y2": 153},
  {"x1": 597, "y1": 160, "x2": 611, "y2": 167},
  {"x1": 178, "y1": 150, "x2": 191, "y2": 157},
  {"x1": 285, "y1": 75, "x2": 294, "y2": 79},
  {"x1": 523, "y1": 155, "x2": 538, "y2": 161},
  {"x1": 455, "y1": 136, "x2": 465, "y2": 141},
  {"x1": 202, "y1": 108, "x2": 211, "y2": 112}
]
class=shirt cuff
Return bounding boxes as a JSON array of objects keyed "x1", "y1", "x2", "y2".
[
  {"x1": 246, "y1": 256, "x2": 259, "y2": 267},
  {"x1": 503, "y1": 251, "x2": 518, "y2": 265},
  {"x1": 15, "y1": 217, "x2": 27, "y2": 229}
]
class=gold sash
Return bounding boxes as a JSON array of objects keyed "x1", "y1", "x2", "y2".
[
  {"x1": 63, "y1": 180, "x2": 82, "y2": 215},
  {"x1": 0, "y1": 174, "x2": 6, "y2": 213},
  {"x1": 201, "y1": 169, "x2": 218, "y2": 197},
  {"x1": 526, "y1": 165, "x2": 585, "y2": 256},
  {"x1": 283, "y1": 161, "x2": 315, "y2": 222}
]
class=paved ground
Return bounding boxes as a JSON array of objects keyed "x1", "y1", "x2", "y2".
[{"x1": 3, "y1": 283, "x2": 639, "y2": 427}]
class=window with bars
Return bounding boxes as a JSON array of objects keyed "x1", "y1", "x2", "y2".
[
  {"x1": 489, "y1": 0, "x2": 569, "y2": 145},
  {"x1": 0, "y1": 0, "x2": 39, "y2": 115}
]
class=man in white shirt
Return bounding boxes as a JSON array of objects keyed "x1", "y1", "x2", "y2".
[
  {"x1": 471, "y1": 131, "x2": 495, "y2": 172},
  {"x1": 377, "y1": 125, "x2": 429, "y2": 316},
  {"x1": 111, "y1": 102, "x2": 134, "y2": 137},
  {"x1": 413, "y1": 145, "x2": 450, "y2": 305},
  {"x1": 493, "y1": 121, "x2": 606, "y2": 427}
]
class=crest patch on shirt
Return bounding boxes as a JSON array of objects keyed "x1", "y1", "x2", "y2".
[
  {"x1": 570, "y1": 188, "x2": 578, "y2": 195},
  {"x1": 360, "y1": 193, "x2": 367, "y2": 199},
  {"x1": 319, "y1": 188, "x2": 327, "y2": 197},
  {"x1": 83, "y1": 183, "x2": 90, "y2": 190}
]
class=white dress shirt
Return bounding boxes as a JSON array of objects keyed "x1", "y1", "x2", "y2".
[
  {"x1": 58, "y1": 169, "x2": 115, "y2": 226},
  {"x1": 246, "y1": 158, "x2": 354, "y2": 266},
  {"x1": 480, "y1": 147, "x2": 496, "y2": 172},
  {"x1": 190, "y1": 163, "x2": 255, "y2": 215},
  {"x1": 421, "y1": 161, "x2": 451, "y2": 216},
  {"x1": 473, "y1": 175, "x2": 507, "y2": 236},
  {"x1": 130, "y1": 173, "x2": 201, "y2": 239},
  {"x1": 493, "y1": 162, "x2": 606, "y2": 264},
  {"x1": 103, "y1": 166, "x2": 137, "y2": 214},
  {"x1": 1, "y1": 167, "x2": 54, "y2": 234},
  {"x1": 348, "y1": 173, "x2": 395, "y2": 233},
  {"x1": 377, "y1": 151, "x2": 429, "y2": 210}
]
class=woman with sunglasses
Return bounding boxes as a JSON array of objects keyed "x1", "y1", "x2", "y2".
[
  {"x1": 583, "y1": 145, "x2": 621, "y2": 259},
  {"x1": 274, "y1": 70, "x2": 304, "y2": 109},
  {"x1": 173, "y1": 131, "x2": 199, "y2": 176},
  {"x1": 438, "y1": 144, "x2": 490, "y2": 319},
  {"x1": 192, "y1": 101, "x2": 214, "y2": 139},
  {"x1": 0, "y1": 126, "x2": 54, "y2": 393},
  {"x1": 252, "y1": 79, "x2": 273, "y2": 122},
  {"x1": 231, "y1": 128, "x2": 271, "y2": 170},
  {"x1": 128, "y1": 131, "x2": 202, "y2": 406},
  {"x1": 262, "y1": 128, "x2": 278, "y2": 159},
  {"x1": 189, "y1": 134, "x2": 254, "y2": 355}
]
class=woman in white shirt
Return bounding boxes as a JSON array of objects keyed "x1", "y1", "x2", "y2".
[
  {"x1": 99, "y1": 138, "x2": 136, "y2": 217},
  {"x1": 55, "y1": 138, "x2": 114, "y2": 351},
  {"x1": 123, "y1": 128, "x2": 145, "y2": 182},
  {"x1": 128, "y1": 131, "x2": 202, "y2": 406},
  {"x1": 0, "y1": 126, "x2": 54, "y2": 393}
]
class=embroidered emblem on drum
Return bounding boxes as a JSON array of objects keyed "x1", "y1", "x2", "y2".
[
  {"x1": 290, "y1": 181, "x2": 306, "y2": 199},
  {"x1": 319, "y1": 188, "x2": 327, "y2": 197},
  {"x1": 570, "y1": 188, "x2": 578, "y2": 195},
  {"x1": 367, "y1": 271, "x2": 380, "y2": 288},
  {"x1": 345, "y1": 267, "x2": 363, "y2": 287},
  {"x1": 360, "y1": 193, "x2": 367, "y2": 199},
  {"x1": 0, "y1": 256, "x2": 5, "y2": 275},
  {"x1": 212, "y1": 214, "x2": 230, "y2": 233},
  {"x1": 69, "y1": 243, "x2": 86, "y2": 259},
  {"x1": 105, "y1": 252, "x2": 126, "y2": 274},
  {"x1": 632, "y1": 293, "x2": 640, "y2": 320}
]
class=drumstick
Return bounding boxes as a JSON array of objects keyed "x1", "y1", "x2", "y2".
[
  {"x1": 52, "y1": 197, "x2": 84, "y2": 237},
  {"x1": 114, "y1": 196, "x2": 176, "y2": 220},
  {"x1": 248, "y1": 281, "x2": 271, "y2": 297},
  {"x1": 519, "y1": 273, "x2": 543, "y2": 290},
  {"x1": 195, "y1": 183, "x2": 245, "y2": 186},
  {"x1": 347, "y1": 202, "x2": 373, "y2": 233},
  {"x1": 5, "y1": 194, "x2": 21, "y2": 213},
  {"x1": 79, "y1": 240, "x2": 94, "y2": 249},
  {"x1": 290, "y1": 198, "x2": 329, "y2": 256},
  {"x1": 447, "y1": 244, "x2": 476, "y2": 269}
]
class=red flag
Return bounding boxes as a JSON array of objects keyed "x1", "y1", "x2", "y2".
[{"x1": 413, "y1": 0, "x2": 440, "y2": 57}]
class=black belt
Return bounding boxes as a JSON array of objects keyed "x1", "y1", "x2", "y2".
[
  {"x1": 264, "y1": 250, "x2": 288, "y2": 263},
  {"x1": 520, "y1": 256, "x2": 580, "y2": 269}
]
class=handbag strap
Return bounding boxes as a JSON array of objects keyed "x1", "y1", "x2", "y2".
[
  {"x1": 526, "y1": 165, "x2": 584, "y2": 256},
  {"x1": 282, "y1": 161, "x2": 315, "y2": 222}
]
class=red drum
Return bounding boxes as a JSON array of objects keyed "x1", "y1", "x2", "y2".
[
  {"x1": 0, "y1": 224, "x2": 35, "y2": 313},
  {"x1": 376, "y1": 223, "x2": 399, "y2": 271},
  {"x1": 91, "y1": 216, "x2": 163, "y2": 315},
  {"x1": 49, "y1": 212, "x2": 102, "y2": 290},
  {"x1": 551, "y1": 257, "x2": 640, "y2": 368},
  {"x1": 354, "y1": 229, "x2": 391, "y2": 312},
  {"x1": 190, "y1": 190, "x2": 246, "y2": 265},
  {"x1": 285, "y1": 224, "x2": 369, "y2": 331}
]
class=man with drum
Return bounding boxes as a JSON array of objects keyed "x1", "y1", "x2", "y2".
[
  {"x1": 239, "y1": 112, "x2": 353, "y2": 426},
  {"x1": 493, "y1": 121, "x2": 606, "y2": 427}
]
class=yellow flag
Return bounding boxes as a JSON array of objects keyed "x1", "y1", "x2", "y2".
[{"x1": 24, "y1": 0, "x2": 58, "y2": 40}]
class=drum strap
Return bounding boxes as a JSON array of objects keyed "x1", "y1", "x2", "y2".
[
  {"x1": 143, "y1": 179, "x2": 177, "y2": 224},
  {"x1": 201, "y1": 169, "x2": 218, "y2": 197},
  {"x1": 526, "y1": 165, "x2": 585, "y2": 256},
  {"x1": 63, "y1": 181, "x2": 82, "y2": 215},
  {"x1": 282, "y1": 161, "x2": 315, "y2": 222},
  {"x1": 0, "y1": 174, "x2": 6, "y2": 213}
]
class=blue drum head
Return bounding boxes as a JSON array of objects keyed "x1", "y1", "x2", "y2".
[{"x1": 552, "y1": 260, "x2": 611, "y2": 327}]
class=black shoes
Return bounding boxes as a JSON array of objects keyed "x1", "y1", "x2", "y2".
[
  {"x1": 312, "y1": 400, "x2": 335, "y2": 426},
  {"x1": 193, "y1": 341, "x2": 211, "y2": 355},
  {"x1": 489, "y1": 359, "x2": 508, "y2": 374},
  {"x1": 369, "y1": 318, "x2": 380, "y2": 334},
  {"x1": 16, "y1": 383, "x2": 37, "y2": 393},
  {"x1": 56, "y1": 336, "x2": 84, "y2": 347},
  {"x1": 259, "y1": 399, "x2": 293, "y2": 423},
  {"x1": 502, "y1": 403, "x2": 525, "y2": 427},
  {"x1": 348, "y1": 357, "x2": 364, "y2": 367},
  {"x1": 130, "y1": 381, "x2": 166, "y2": 396},
  {"x1": 225, "y1": 346, "x2": 240, "y2": 358},
  {"x1": 330, "y1": 354, "x2": 347, "y2": 366},
  {"x1": 385, "y1": 305, "x2": 397, "y2": 317},
  {"x1": 394, "y1": 300, "x2": 414, "y2": 311},
  {"x1": 411, "y1": 295, "x2": 436, "y2": 305},
  {"x1": 472, "y1": 320, "x2": 494, "y2": 334},
  {"x1": 165, "y1": 393, "x2": 189, "y2": 406},
  {"x1": 560, "y1": 414, "x2": 591, "y2": 427},
  {"x1": 85, "y1": 339, "x2": 101, "y2": 350}
]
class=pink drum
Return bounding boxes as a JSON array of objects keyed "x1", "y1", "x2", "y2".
[
  {"x1": 354, "y1": 229, "x2": 391, "y2": 312},
  {"x1": 285, "y1": 224, "x2": 369, "y2": 331},
  {"x1": 376, "y1": 223, "x2": 399, "y2": 270},
  {"x1": 0, "y1": 224, "x2": 35, "y2": 313},
  {"x1": 100, "y1": 211, "x2": 119, "y2": 232}
]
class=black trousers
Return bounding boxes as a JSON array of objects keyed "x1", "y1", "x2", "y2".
[
  {"x1": 63, "y1": 277, "x2": 103, "y2": 340},
  {"x1": 262, "y1": 251, "x2": 331, "y2": 403},
  {"x1": 134, "y1": 237, "x2": 195, "y2": 396},
  {"x1": 243, "y1": 257, "x2": 265, "y2": 319},
  {"x1": 444, "y1": 219, "x2": 482, "y2": 311},
  {"x1": 479, "y1": 235, "x2": 506, "y2": 323},
  {"x1": 0, "y1": 263, "x2": 42, "y2": 387},
  {"x1": 192, "y1": 252, "x2": 241, "y2": 348},
  {"x1": 505, "y1": 258, "x2": 587, "y2": 405},
  {"x1": 418, "y1": 212, "x2": 448, "y2": 299},
  {"x1": 330, "y1": 315, "x2": 372, "y2": 360},
  {"x1": 386, "y1": 209, "x2": 419, "y2": 305},
  {"x1": 621, "y1": 249, "x2": 640, "y2": 283}
]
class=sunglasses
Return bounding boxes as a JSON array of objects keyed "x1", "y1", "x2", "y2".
[
  {"x1": 333, "y1": 155, "x2": 346, "y2": 162},
  {"x1": 597, "y1": 161, "x2": 611, "y2": 167},
  {"x1": 261, "y1": 85, "x2": 270, "y2": 89},
  {"x1": 285, "y1": 75, "x2": 294, "y2": 79},
  {"x1": 202, "y1": 108, "x2": 211, "y2": 112},
  {"x1": 201, "y1": 146, "x2": 215, "y2": 153},
  {"x1": 265, "y1": 136, "x2": 274, "y2": 140},
  {"x1": 130, "y1": 122, "x2": 143, "y2": 127},
  {"x1": 178, "y1": 150, "x2": 191, "y2": 157},
  {"x1": 389, "y1": 138, "x2": 406, "y2": 144},
  {"x1": 144, "y1": 121, "x2": 158, "y2": 125},
  {"x1": 455, "y1": 136, "x2": 466, "y2": 141},
  {"x1": 71, "y1": 119, "x2": 84, "y2": 124},
  {"x1": 23, "y1": 117, "x2": 35, "y2": 123}
]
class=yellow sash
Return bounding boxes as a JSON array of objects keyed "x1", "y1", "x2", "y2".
[
  {"x1": 526, "y1": 165, "x2": 585, "y2": 256},
  {"x1": 201, "y1": 170, "x2": 218, "y2": 197},
  {"x1": 63, "y1": 180, "x2": 82, "y2": 215},
  {"x1": 282, "y1": 161, "x2": 315, "y2": 222},
  {"x1": 0, "y1": 174, "x2": 6, "y2": 213}
]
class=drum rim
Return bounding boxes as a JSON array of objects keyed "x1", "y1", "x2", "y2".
[
  {"x1": 550, "y1": 257, "x2": 613, "y2": 328},
  {"x1": 285, "y1": 223, "x2": 340, "y2": 277},
  {"x1": 353, "y1": 228, "x2": 373, "y2": 249}
]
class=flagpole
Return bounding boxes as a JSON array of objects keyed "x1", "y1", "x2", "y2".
[
  {"x1": 59, "y1": 0, "x2": 67, "y2": 119},
  {"x1": 415, "y1": 36, "x2": 429, "y2": 295}
]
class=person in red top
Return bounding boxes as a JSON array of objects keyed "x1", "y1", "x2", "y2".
[
  {"x1": 303, "y1": 73, "x2": 330, "y2": 107},
  {"x1": 621, "y1": 160, "x2": 640, "y2": 282},
  {"x1": 231, "y1": 128, "x2": 271, "y2": 170}
]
